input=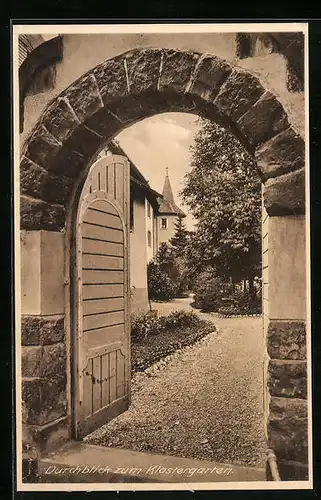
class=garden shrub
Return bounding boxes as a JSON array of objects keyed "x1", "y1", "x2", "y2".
[
  {"x1": 192, "y1": 270, "x2": 234, "y2": 312},
  {"x1": 159, "y1": 310, "x2": 201, "y2": 330},
  {"x1": 131, "y1": 309, "x2": 203, "y2": 342},
  {"x1": 131, "y1": 310, "x2": 160, "y2": 341},
  {"x1": 192, "y1": 269, "x2": 262, "y2": 315},
  {"x1": 147, "y1": 261, "x2": 178, "y2": 301}
]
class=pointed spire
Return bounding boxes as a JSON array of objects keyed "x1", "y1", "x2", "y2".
[
  {"x1": 162, "y1": 167, "x2": 175, "y2": 203},
  {"x1": 158, "y1": 167, "x2": 186, "y2": 218}
]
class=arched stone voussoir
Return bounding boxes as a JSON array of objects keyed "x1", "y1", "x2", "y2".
[
  {"x1": 20, "y1": 47, "x2": 306, "y2": 230},
  {"x1": 213, "y1": 68, "x2": 266, "y2": 122},
  {"x1": 237, "y1": 91, "x2": 290, "y2": 148},
  {"x1": 123, "y1": 48, "x2": 163, "y2": 95},
  {"x1": 187, "y1": 53, "x2": 233, "y2": 102},
  {"x1": 264, "y1": 168, "x2": 305, "y2": 216},
  {"x1": 60, "y1": 72, "x2": 104, "y2": 124},
  {"x1": 21, "y1": 195, "x2": 66, "y2": 231},
  {"x1": 20, "y1": 156, "x2": 74, "y2": 206},
  {"x1": 158, "y1": 49, "x2": 200, "y2": 94},
  {"x1": 255, "y1": 127, "x2": 305, "y2": 181}
]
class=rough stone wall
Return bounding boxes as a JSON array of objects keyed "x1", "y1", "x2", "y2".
[
  {"x1": 21, "y1": 315, "x2": 69, "y2": 455},
  {"x1": 267, "y1": 321, "x2": 308, "y2": 479}
]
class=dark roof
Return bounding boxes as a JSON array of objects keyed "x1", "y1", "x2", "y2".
[{"x1": 157, "y1": 169, "x2": 186, "y2": 218}]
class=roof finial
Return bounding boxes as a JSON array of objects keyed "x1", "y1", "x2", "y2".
[{"x1": 166, "y1": 166, "x2": 169, "y2": 177}]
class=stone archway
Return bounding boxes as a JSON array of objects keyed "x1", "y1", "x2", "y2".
[{"x1": 20, "y1": 48, "x2": 307, "y2": 480}]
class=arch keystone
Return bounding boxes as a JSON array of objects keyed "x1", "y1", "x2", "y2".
[
  {"x1": 158, "y1": 49, "x2": 200, "y2": 94},
  {"x1": 188, "y1": 54, "x2": 232, "y2": 102},
  {"x1": 124, "y1": 48, "x2": 162, "y2": 94}
]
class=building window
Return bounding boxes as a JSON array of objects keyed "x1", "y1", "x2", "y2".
[
  {"x1": 147, "y1": 201, "x2": 151, "y2": 218},
  {"x1": 160, "y1": 217, "x2": 168, "y2": 229},
  {"x1": 130, "y1": 197, "x2": 134, "y2": 232},
  {"x1": 147, "y1": 230, "x2": 152, "y2": 247}
]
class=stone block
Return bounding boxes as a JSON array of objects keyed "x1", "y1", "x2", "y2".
[
  {"x1": 65, "y1": 124, "x2": 103, "y2": 158},
  {"x1": 23, "y1": 124, "x2": 62, "y2": 171},
  {"x1": 126, "y1": 48, "x2": 162, "y2": 94},
  {"x1": 38, "y1": 376, "x2": 67, "y2": 425},
  {"x1": 22, "y1": 378, "x2": 41, "y2": 425},
  {"x1": 41, "y1": 97, "x2": 80, "y2": 143},
  {"x1": 93, "y1": 56, "x2": 128, "y2": 106},
  {"x1": 267, "y1": 321, "x2": 306, "y2": 360},
  {"x1": 53, "y1": 145, "x2": 87, "y2": 179},
  {"x1": 20, "y1": 156, "x2": 73, "y2": 205},
  {"x1": 237, "y1": 91, "x2": 289, "y2": 148},
  {"x1": 21, "y1": 346, "x2": 42, "y2": 377},
  {"x1": 255, "y1": 128, "x2": 305, "y2": 179},
  {"x1": 20, "y1": 195, "x2": 65, "y2": 231},
  {"x1": 268, "y1": 396, "x2": 308, "y2": 463},
  {"x1": 159, "y1": 49, "x2": 200, "y2": 93},
  {"x1": 84, "y1": 107, "x2": 124, "y2": 139},
  {"x1": 190, "y1": 54, "x2": 232, "y2": 101},
  {"x1": 268, "y1": 359, "x2": 307, "y2": 399},
  {"x1": 62, "y1": 73, "x2": 104, "y2": 123},
  {"x1": 21, "y1": 315, "x2": 65, "y2": 346},
  {"x1": 39, "y1": 342, "x2": 66, "y2": 380},
  {"x1": 264, "y1": 168, "x2": 305, "y2": 216},
  {"x1": 214, "y1": 69, "x2": 265, "y2": 121}
]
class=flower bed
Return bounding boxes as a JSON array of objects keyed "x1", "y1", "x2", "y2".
[{"x1": 131, "y1": 310, "x2": 215, "y2": 372}]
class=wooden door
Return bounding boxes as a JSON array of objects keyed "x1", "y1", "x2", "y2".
[{"x1": 73, "y1": 155, "x2": 130, "y2": 438}]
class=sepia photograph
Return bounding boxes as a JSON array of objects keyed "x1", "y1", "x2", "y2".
[{"x1": 13, "y1": 22, "x2": 311, "y2": 491}]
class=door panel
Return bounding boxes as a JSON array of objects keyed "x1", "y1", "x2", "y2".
[{"x1": 73, "y1": 155, "x2": 130, "y2": 438}]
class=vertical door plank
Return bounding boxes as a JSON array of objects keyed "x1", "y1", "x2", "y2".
[
  {"x1": 101, "y1": 353, "x2": 110, "y2": 407},
  {"x1": 116, "y1": 350, "x2": 125, "y2": 399},
  {"x1": 90, "y1": 170, "x2": 99, "y2": 192},
  {"x1": 83, "y1": 358, "x2": 93, "y2": 418},
  {"x1": 115, "y1": 163, "x2": 124, "y2": 210},
  {"x1": 92, "y1": 356, "x2": 101, "y2": 414},
  {"x1": 109, "y1": 351, "x2": 117, "y2": 402},
  {"x1": 99, "y1": 165, "x2": 107, "y2": 193},
  {"x1": 107, "y1": 163, "x2": 115, "y2": 199}
]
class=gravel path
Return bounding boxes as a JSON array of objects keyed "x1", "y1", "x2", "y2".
[{"x1": 86, "y1": 302, "x2": 266, "y2": 468}]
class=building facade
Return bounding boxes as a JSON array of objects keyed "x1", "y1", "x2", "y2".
[{"x1": 155, "y1": 168, "x2": 186, "y2": 252}]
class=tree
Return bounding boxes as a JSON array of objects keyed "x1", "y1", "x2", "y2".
[
  {"x1": 156, "y1": 242, "x2": 178, "y2": 283},
  {"x1": 181, "y1": 119, "x2": 261, "y2": 296},
  {"x1": 170, "y1": 217, "x2": 190, "y2": 258},
  {"x1": 147, "y1": 261, "x2": 177, "y2": 301}
]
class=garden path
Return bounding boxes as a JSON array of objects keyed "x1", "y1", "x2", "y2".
[{"x1": 86, "y1": 299, "x2": 266, "y2": 467}]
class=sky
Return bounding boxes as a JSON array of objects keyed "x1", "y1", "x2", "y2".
[{"x1": 115, "y1": 112, "x2": 201, "y2": 230}]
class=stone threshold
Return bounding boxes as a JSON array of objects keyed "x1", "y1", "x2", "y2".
[{"x1": 37, "y1": 441, "x2": 266, "y2": 483}]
